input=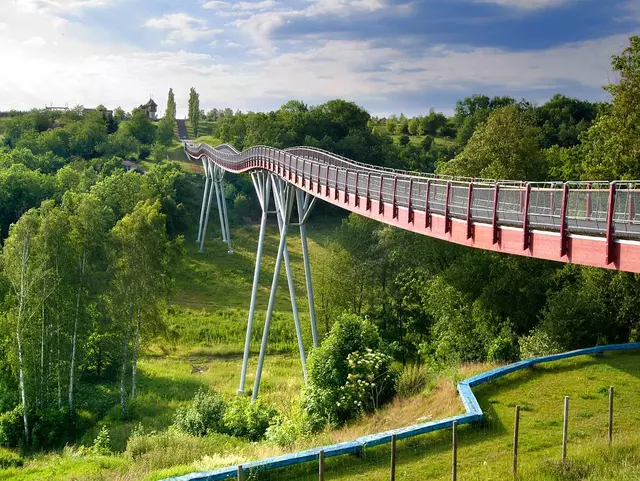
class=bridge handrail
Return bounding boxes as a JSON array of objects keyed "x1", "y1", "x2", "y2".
[{"x1": 185, "y1": 143, "x2": 640, "y2": 238}]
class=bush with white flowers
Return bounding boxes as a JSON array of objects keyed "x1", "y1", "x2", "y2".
[{"x1": 302, "y1": 314, "x2": 397, "y2": 431}]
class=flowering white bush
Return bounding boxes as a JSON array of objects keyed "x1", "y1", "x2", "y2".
[{"x1": 339, "y1": 349, "x2": 397, "y2": 413}]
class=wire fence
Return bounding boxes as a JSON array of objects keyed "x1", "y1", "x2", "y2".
[
  {"x1": 228, "y1": 384, "x2": 622, "y2": 481},
  {"x1": 167, "y1": 343, "x2": 640, "y2": 481}
]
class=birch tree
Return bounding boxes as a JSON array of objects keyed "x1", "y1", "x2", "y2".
[
  {"x1": 3, "y1": 209, "x2": 46, "y2": 443},
  {"x1": 66, "y1": 193, "x2": 110, "y2": 412},
  {"x1": 111, "y1": 200, "x2": 170, "y2": 416}
]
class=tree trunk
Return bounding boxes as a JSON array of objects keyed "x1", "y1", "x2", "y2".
[
  {"x1": 56, "y1": 325, "x2": 62, "y2": 409},
  {"x1": 131, "y1": 311, "x2": 141, "y2": 401},
  {"x1": 69, "y1": 252, "x2": 86, "y2": 412},
  {"x1": 40, "y1": 283, "x2": 45, "y2": 410},
  {"x1": 120, "y1": 312, "x2": 132, "y2": 418},
  {"x1": 16, "y1": 329, "x2": 29, "y2": 444}
]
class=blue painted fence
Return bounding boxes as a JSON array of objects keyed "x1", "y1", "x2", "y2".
[{"x1": 166, "y1": 342, "x2": 640, "y2": 481}]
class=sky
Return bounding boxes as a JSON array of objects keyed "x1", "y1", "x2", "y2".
[{"x1": 0, "y1": 0, "x2": 638, "y2": 117}]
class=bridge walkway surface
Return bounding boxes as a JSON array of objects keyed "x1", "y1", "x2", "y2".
[{"x1": 185, "y1": 142, "x2": 640, "y2": 272}]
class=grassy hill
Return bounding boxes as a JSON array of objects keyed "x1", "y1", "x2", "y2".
[{"x1": 4, "y1": 339, "x2": 639, "y2": 480}]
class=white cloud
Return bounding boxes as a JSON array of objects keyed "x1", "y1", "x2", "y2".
[
  {"x1": 249, "y1": 33, "x2": 625, "y2": 103},
  {"x1": 0, "y1": 0, "x2": 627, "y2": 117},
  {"x1": 472, "y1": 0, "x2": 574, "y2": 10},
  {"x1": 203, "y1": 0, "x2": 277, "y2": 10},
  {"x1": 0, "y1": 22, "x2": 8, "y2": 30},
  {"x1": 144, "y1": 13, "x2": 222, "y2": 44},
  {"x1": 14, "y1": 0, "x2": 116, "y2": 14},
  {"x1": 24, "y1": 36, "x2": 47, "y2": 45},
  {"x1": 232, "y1": 0, "x2": 399, "y2": 44},
  {"x1": 305, "y1": 0, "x2": 386, "y2": 16}
]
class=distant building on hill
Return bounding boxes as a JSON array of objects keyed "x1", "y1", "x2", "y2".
[
  {"x1": 138, "y1": 98, "x2": 158, "y2": 120},
  {"x1": 83, "y1": 105, "x2": 113, "y2": 119},
  {"x1": 45, "y1": 105, "x2": 69, "y2": 112}
]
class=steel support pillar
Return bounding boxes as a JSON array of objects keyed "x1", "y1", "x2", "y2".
[
  {"x1": 196, "y1": 158, "x2": 211, "y2": 243},
  {"x1": 296, "y1": 189, "x2": 319, "y2": 348},
  {"x1": 200, "y1": 161, "x2": 233, "y2": 253},
  {"x1": 199, "y1": 161, "x2": 216, "y2": 253},
  {"x1": 273, "y1": 179, "x2": 308, "y2": 385},
  {"x1": 238, "y1": 172, "x2": 271, "y2": 395},
  {"x1": 220, "y1": 178, "x2": 233, "y2": 254},
  {"x1": 214, "y1": 179, "x2": 227, "y2": 242},
  {"x1": 252, "y1": 177, "x2": 296, "y2": 401}
]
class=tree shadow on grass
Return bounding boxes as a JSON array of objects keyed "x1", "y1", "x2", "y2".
[{"x1": 600, "y1": 349, "x2": 640, "y2": 381}]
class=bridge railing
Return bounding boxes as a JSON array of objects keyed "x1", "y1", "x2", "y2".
[{"x1": 184, "y1": 143, "x2": 640, "y2": 246}]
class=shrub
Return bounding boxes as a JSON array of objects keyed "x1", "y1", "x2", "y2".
[
  {"x1": 302, "y1": 314, "x2": 395, "y2": 431},
  {"x1": 519, "y1": 328, "x2": 563, "y2": 359},
  {"x1": 487, "y1": 335, "x2": 519, "y2": 363},
  {"x1": 265, "y1": 411, "x2": 306, "y2": 447},
  {"x1": 222, "y1": 397, "x2": 277, "y2": 441},
  {"x1": 0, "y1": 447, "x2": 23, "y2": 468},
  {"x1": 539, "y1": 459, "x2": 593, "y2": 481},
  {"x1": 92, "y1": 426, "x2": 111, "y2": 455},
  {"x1": 397, "y1": 364, "x2": 430, "y2": 398},
  {"x1": 339, "y1": 349, "x2": 397, "y2": 413},
  {"x1": 31, "y1": 407, "x2": 74, "y2": 450},
  {"x1": 172, "y1": 389, "x2": 226, "y2": 436},
  {"x1": 0, "y1": 406, "x2": 23, "y2": 448}
]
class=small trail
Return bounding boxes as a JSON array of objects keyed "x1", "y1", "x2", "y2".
[{"x1": 176, "y1": 119, "x2": 188, "y2": 140}]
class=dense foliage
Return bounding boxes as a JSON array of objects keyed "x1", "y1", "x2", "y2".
[
  {"x1": 0, "y1": 103, "x2": 204, "y2": 450},
  {"x1": 172, "y1": 389, "x2": 276, "y2": 441},
  {"x1": 302, "y1": 314, "x2": 396, "y2": 430}
]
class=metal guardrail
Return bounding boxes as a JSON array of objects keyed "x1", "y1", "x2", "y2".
[
  {"x1": 165, "y1": 342, "x2": 640, "y2": 481},
  {"x1": 184, "y1": 142, "x2": 640, "y2": 243}
]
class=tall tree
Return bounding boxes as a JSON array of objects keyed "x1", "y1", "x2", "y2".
[
  {"x1": 166, "y1": 88, "x2": 176, "y2": 121},
  {"x1": 111, "y1": 200, "x2": 170, "y2": 415},
  {"x1": 188, "y1": 88, "x2": 201, "y2": 138},
  {"x1": 66, "y1": 193, "x2": 110, "y2": 412},
  {"x1": 38, "y1": 202, "x2": 73, "y2": 409},
  {"x1": 156, "y1": 117, "x2": 175, "y2": 147},
  {"x1": 582, "y1": 36, "x2": 640, "y2": 179},
  {"x1": 440, "y1": 105, "x2": 544, "y2": 180},
  {"x1": 3, "y1": 210, "x2": 46, "y2": 443}
]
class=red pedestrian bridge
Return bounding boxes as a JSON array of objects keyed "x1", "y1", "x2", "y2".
[{"x1": 185, "y1": 142, "x2": 640, "y2": 273}]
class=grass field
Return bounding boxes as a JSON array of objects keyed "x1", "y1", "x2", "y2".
[{"x1": 4, "y1": 349, "x2": 640, "y2": 480}]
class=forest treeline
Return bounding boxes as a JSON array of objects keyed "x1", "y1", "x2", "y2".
[
  {"x1": 0, "y1": 36, "x2": 640, "y2": 451},
  {"x1": 0, "y1": 104, "x2": 205, "y2": 449}
]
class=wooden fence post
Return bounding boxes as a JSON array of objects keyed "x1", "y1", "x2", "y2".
[
  {"x1": 562, "y1": 396, "x2": 569, "y2": 461},
  {"x1": 513, "y1": 405, "x2": 520, "y2": 478},
  {"x1": 452, "y1": 420, "x2": 458, "y2": 481},
  {"x1": 390, "y1": 433, "x2": 396, "y2": 481},
  {"x1": 609, "y1": 386, "x2": 614, "y2": 445},
  {"x1": 319, "y1": 450, "x2": 325, "y2": 481},
  {"x1": 237, "y1": 465, "x2": 244, "y2": 481}
]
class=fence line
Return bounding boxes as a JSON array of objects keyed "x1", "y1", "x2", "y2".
[{"x1": 165, "y1": 342, "x2": 640, "y2": 481}]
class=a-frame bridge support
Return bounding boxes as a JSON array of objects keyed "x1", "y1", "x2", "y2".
[
  {"x1": 197, "y1": 158, "x2": 233, "y2": 254},
  {"x1": 235, "y1": 172, "x2": 319, "y2": 400}
]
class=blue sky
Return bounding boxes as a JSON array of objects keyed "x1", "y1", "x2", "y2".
[{"x1": 0, "y1": 0, "x2": 638, "y2": 116}]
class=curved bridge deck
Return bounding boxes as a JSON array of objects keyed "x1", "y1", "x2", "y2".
[{"x1": 185, "y1": 142, "x2": 640, "y2": 273}]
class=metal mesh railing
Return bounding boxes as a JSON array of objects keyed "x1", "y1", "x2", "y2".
[{"x1": 184, "y1": 141, "x2": 640, "y2": 241}]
